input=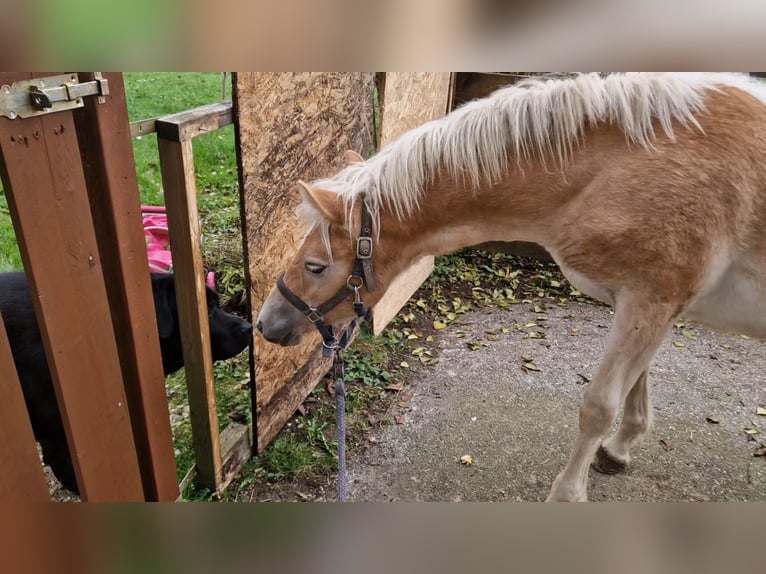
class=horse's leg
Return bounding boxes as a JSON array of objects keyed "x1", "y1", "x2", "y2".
[
  {"x1": 546, "y1": 297, "x2": 674, "y2": 502},
  {"x1": 592, "y1": 369, "x2": 652, "y2": 475}
]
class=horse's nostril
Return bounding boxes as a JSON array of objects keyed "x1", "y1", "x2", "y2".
[{"x1": 256, "y1": 320, "x2": 263, "y2": 333}]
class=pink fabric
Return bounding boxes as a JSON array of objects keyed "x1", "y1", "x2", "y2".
[
  {"x1": 142, "y1": 207, "x2": 173, "y2": 273},
  {"x1": 141, "y1": 205, "x2": 217, "y2": 290}
]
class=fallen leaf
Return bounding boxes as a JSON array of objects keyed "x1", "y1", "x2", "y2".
[
  {"x1": 467, "y1": 342, "x2": 482, "y2": 351},
  {"x1": 523, "y1": 362, "x2": 540, "y2": 372},
  {"x1": 385, "y1": 382, "x2": 404, "y2": 392},
  {"x1": 673, "y1": 341, "x2": 686, "y2": 348},
  {"x1": 659, "y1": 439, "x2": 673, "y2": 452},
  {"x1": 757, "y1": 407, "x2": 766, "y2": 416},
  {"x1": 426, "y1": 335, "x2": 435, "y2": 342},
  {"x1": 753, "y1": 444, "x2": 766, "y2": 457},
  {"x1": 681, "y1": 329, "x2": 697, "y2": 340},
  {"x1": 433, "y1": 320, "x2": 447, "y2": 330},
  {"x1": 459, "y1": 455, "x2": 473, "y2": 466},
  {"x1": 744, "y1": 428, "x2": 760, "y2": 435},
  {"x1": 722, "y1": 344, "x2": 733, "y2": 350},
  {"x1": 705, "y1": 416, "x2": 720, "y2": 424},
  {"x1": 394, "y1": 415, "x2": 404, "y2": 424},
  {"x1": 521, "y1": 354, "x2": 532, "y2": 361},
  {"x1": 400, "y1": 361, "x2": 410, "y2": 369}
]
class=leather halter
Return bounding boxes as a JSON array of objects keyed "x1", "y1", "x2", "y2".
[{"x1": 276, "y1": 198, "x2": 376, "y2": 353}]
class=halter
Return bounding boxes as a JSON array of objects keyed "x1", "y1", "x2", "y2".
[{"x1": 276, "y1": 197, "x2": 376, "y2": 355}]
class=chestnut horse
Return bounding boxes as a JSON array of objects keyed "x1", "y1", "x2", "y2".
[{"x1": 256, "y1": 73, "x2": 766, "y2": 501}]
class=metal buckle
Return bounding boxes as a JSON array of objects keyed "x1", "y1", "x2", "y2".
[
  {"x1": 306, "y1": 309, "x2": 322, "y2": 323},
  {"x1": 356, "y1": 236, "x2": 373, "y2": 259}
]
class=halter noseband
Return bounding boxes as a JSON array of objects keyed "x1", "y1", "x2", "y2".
[{"x1": 276, "y1": 197, "x2": 376, "y2": 355}]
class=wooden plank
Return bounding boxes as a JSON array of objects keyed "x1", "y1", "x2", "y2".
[
  {"x1": 130, "y1": 117, "x2": 158, "y2": 138},
  {"x1": 157, "y1": 135, "x2": 222, "y2": 490},
  {"x1": 371, "y1": 72, "x2": 455, "y2": 335},
  {"x1": 0, "y1": 72, "x2": 144, "y2": 501},
  {"x1": 234, "y1": 72, "x2": 375, "y2": 451},
  {"x1": 0, "y1": 315, "x2": 50, "y2": 501},
  {"x1": 219, "y1": 422, "x2": 251, "y2": 490},
  {"x1": 155, "y1": 100, "x2": 233, "y2": 143},
  {"x1": 73, "y1": 72, "x2": 179, "y2": 502}
]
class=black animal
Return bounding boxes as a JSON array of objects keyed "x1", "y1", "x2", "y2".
[{"x1": 0, "y1": 271, "x2": 252, "y2": 494}]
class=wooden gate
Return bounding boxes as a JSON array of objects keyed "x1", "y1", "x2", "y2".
[{"x1": 0, "y1": 72, "x2": 178, "y2": 501}]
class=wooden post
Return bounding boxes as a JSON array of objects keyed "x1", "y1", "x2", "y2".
[
  {"x1": 0, "y1": 72, "x2": 144, "y2": 501},
  {"x1": 73, "y1": 72, "x2": 179, "y2": 501},
  {"x1": 155, "y1": 101, "x2": 248, "y2": 493},
  {"x1": 0, "y1": 316, "x2": 49, "y2": 501},
  {"x1": 157, "y1": 135, "x2": 222, "y2": 491}
]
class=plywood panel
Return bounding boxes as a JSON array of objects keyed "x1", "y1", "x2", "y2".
[
  {"x1": 372, "y1": 73, "x2": 455, "y2": 334},
  {"x1": 235, "y1": 73, "x2": 375, "y2": 451}
]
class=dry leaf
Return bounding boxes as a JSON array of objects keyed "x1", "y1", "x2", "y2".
[
  {"x1": 523, "y1": 362, "x2": 540, "y2": 372},
  {"x1": 756, "y1": 407, "x2": 766, "y2": 416},
  {"x1": 673, "y1": 341, "x2": 686, "y2": 348},
  {"x1": 385, "y1": 382, "x2": 404, "y2": 392},
  {"x1": 400, "y1": 361, "x2": 410, "y2": 369},
  {"x1": 433, "y1": 320, "x2": 447, "y2": 330},
  {"x1": 705, "y1": 416, "x2": 720, "y2": 424},
  {"x1": 753, "y1": 444, "x2": 766, "y2": 457},
  {"x1": 459, "y1": 455, "x2": 473, "y2": 466},
  {"x1": 744, "y1": 428, "x2": 760, "y2": 435}
]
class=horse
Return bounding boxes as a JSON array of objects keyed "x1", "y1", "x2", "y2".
[{"x1": 256, "y1": 72, "x2": 766, "y2": 501}]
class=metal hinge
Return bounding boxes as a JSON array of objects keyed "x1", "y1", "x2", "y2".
[{"x1": 0, "y1": 73, "x2": 109, "y2": 120}]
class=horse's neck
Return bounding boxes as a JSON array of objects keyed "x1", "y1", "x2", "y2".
[{"x1": 379, "y1": 164, "x2": 571, "y2": 263}]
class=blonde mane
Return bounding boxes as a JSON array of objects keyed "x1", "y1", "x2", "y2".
[{"x1": 308, "y1": 72, "x2": 766, "y2": 236}]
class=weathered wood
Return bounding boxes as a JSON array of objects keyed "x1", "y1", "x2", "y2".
[
  {"x1": 130, "y1": 117, "x2": 158, "y2": 138},
  {"x1": 371, "y1": 72, "x2": 455, "y2": 335},
  {"x1": 0, "y1": 72, "x2": 144, "y2": 501},
  {"x1": 155, "y1": 100, "x2": 233, "y2": 143},
  {"x1": 219, "y1": 422, "x2": 251, "y2": 491},
  {"x1": 235, "y1": 72, "x2": 375, "y2": 451},
  {"x1": 157, "y1": 135, "x2": 222, "y2": 490},
  {"x1": 0, "y1": 316, "x2": 49, "y2": 501},
  {"x1": 73, "y1": 72, "x2": 179, "y2": 502}
]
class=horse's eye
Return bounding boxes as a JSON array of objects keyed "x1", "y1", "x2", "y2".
[{"x1": 305, "y1": 262, "x2": 327, "y2": 275}]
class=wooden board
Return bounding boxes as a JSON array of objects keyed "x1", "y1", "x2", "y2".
[
  {"x1": 371, "y1": 73, "x2": 455, "y2": 334},
  {"x1": 235, "y1": 73, "x2": 375, "y2": 451},
  {"x1": 0, "y1": 316, "x2": 49, "y2": 501},
  {"x1": 73, "y1": 72, "x2": 179, "y2": 501}
]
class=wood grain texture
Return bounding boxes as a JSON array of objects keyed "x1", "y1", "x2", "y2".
[
  {"x1": 0, "y1": 316, "x2": 49, "y2": 501},
  {"x1": 0, "y1": 72, "x2": 144, "y2": 501},
  {"x1": 371, "y1": 72, "x2": 455, "y2": 334},
  {"x1": 235, "y1": 72, "x2": 374, "y2": 451},
  {"x1": 157, "y1": 136, "x2": 222, "y2": 490},
  {"x1": 74, "y1": 72, "x2": 179, "y2": 502}
]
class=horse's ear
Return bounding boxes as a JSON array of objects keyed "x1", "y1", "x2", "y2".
[
  {"x1": 343, "y1": 150, "x2": 364, "y2": 166},
  {"x1": 297, "y1": 180, "x2": 345, "y2": 225}
]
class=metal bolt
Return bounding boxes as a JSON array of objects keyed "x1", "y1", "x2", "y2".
[
  {"x1": 38, "y1": 80, "x2": 45, "y2": 88},
  {"x1": 8, "y1": 111, "x2": 16, "y2": 119},
  {"x1": 2, "y1": 85, "x2": 9, "y2": 94}
]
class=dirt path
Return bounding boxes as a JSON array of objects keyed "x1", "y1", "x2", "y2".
[{"x1": 347, "y1": 302, "x2": 766, "y2": 501}]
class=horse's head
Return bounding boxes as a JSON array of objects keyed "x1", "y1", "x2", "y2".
[{"x1": 256, "y1": 152, "x2": 384, "y2": 347}]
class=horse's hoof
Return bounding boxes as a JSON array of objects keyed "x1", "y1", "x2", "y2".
[{"x1": 592, "y1": 445, "x2": 628, "y2": 475}]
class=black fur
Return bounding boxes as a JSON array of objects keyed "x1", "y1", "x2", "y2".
[{"x1": 0, "y1": 271, "x2": 252, "y2": 494}]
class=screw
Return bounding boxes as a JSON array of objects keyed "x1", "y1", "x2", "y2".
[
  {"x1": 38, "y1": 80, "x2": 46, "y2": 88},
  {"x1": 8, "y1": 111, "x2": 16, "y2": 119},
  {"x1": 2, "y1": 85, "x2": 9, "y2": 94}
]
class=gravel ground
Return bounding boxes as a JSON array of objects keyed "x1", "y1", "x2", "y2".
[{"x1": 348, "y1": 301, "x2": 766, "y2": 502}]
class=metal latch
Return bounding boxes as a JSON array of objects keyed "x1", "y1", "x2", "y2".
[{"x1": 0, "y1": 73, "x2": 109, "y2": 120}]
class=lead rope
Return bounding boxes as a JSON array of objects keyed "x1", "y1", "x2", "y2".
[{"x1": 333, "y1": 349, "x2": 348, "y2": 501}]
